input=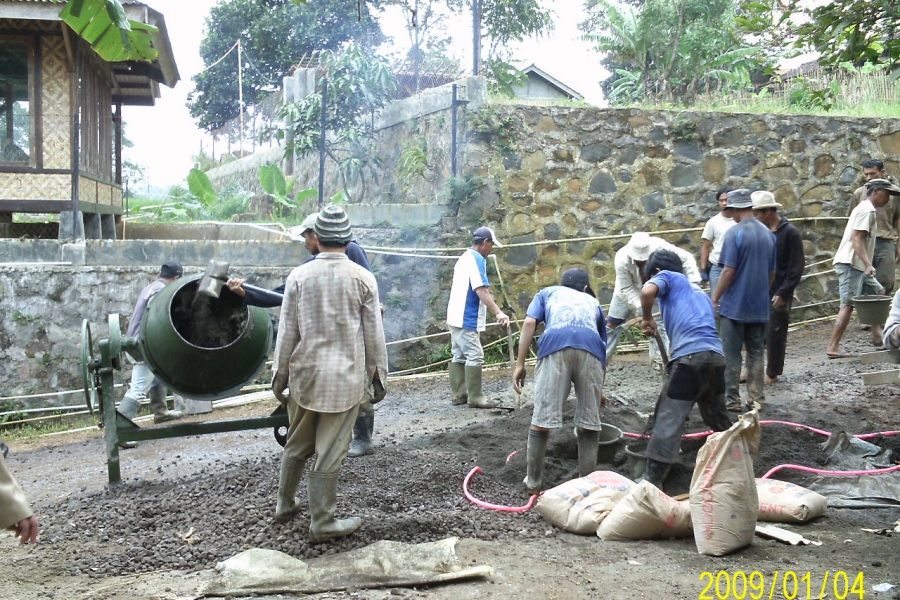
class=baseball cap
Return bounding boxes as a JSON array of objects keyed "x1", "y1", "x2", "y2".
[
  {"x1": 299, "y1": 213, "x2": 319, "y2": 234},
  {"x1": 560, "y1": 268, "x2": 595, "y2": 297},
  {"x1": 473, "y1": 226, "x2": 503, "y2": 247},
  {"x1": 866, "y1": 178, "x2": 900, "y2": 196},
  {"x1": 159, "y1": 260, "x2": 182, "y2": 279},
  {"x1": 725, "y1": 189, "x2": 753, "y2": 209}
]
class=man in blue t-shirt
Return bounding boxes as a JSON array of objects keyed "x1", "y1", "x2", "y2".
[
  {"x1": 513, "y1": 268, "x2": 607, "y2": 493},
  {"x1": 640, "y1": 250, "x2": 733, "y2": 488},
  {"x1": 710, "y1": 189, "x2": 776, "y2": 413}
]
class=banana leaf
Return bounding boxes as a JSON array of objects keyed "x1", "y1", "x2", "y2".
[{"x1": 59, "y1": 0, "x2": 159, "y2": 63}]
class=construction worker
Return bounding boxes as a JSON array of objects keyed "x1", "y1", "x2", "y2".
[{"x1": 446, "y1": 226, "x2": 510, "y2": 408}]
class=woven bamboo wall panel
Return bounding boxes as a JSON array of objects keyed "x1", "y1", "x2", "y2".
[
  {"x1": 0, "y1": 173, "x2": 69, "y2": 200},
  {"x1": 41, "y1": 37, "x2": 71, "y2": 170},
  {"x1": 112, "y1": 186, "x2": 122, "y2": 207},
  {"x1": 0, "y1": 20, "x2": 56, "y2": 32},
  {"x1": 79, "y1": 177, "x2": 97, "y2": 205}
]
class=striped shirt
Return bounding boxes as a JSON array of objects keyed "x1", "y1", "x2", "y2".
[{"x1": 274, "y1": 252, "x2": 388, "y2": 413}]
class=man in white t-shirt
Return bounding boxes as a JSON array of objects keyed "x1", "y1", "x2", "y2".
[
  {"x1": 446, "y1": 226, "x2": 510, "y2": 408},
  {"x1": 700, "y1": 187, "x2": 735, "y2": 294},
  {"x1": 827, "y1": 178, "x2": 900, "y2": 357}
]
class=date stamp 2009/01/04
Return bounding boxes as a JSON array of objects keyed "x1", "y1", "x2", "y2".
[{"x1": 698, "y1": 570, "x2": 866, "y2": 600}]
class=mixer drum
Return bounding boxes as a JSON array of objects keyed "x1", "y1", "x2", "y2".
[{"x1": 138, "y1": 273, "x2": 273, "y2": 400}]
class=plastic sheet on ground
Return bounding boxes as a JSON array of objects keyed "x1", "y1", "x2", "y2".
[
  {"x1": 805, "y1": 432, "x2": 900, "y2": 508},
  {"x1": 200, "y1": 537, "x2": 492, "y2": 597}
]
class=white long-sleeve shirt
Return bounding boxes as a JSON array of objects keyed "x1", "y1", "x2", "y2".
[{"x1": 613, "y1": 238, "x2": 701, "y2": 313}]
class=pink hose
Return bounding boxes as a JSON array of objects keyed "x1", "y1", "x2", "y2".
[
  {"x1": 463, "y1": 467, "x2": 538, "y2": 512},
  {"x1": 623, "y1": 421, "x2": 900, "y2": 441},
  {"x1": 761, "y1": 462, "x2": 900, "y2": 480}
]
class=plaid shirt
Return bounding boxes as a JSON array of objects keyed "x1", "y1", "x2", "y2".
[{"x1": 274, "y1": 252, "x2": 387, "y2": 413}]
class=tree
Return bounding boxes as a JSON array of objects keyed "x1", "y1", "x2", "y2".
[
  {"x1": 276, "y1": 42, "x2": 397, "y2": 202},
  {"x1": 188, "y1": 0, "x2": 383, "y2": 132},
  {"x1": 781, "y1": 1, "x2": 898, "y2": 73},
  {"x1": 391, "y1": 0, "x2": 453, "y2": 93},
  {"x1": 581, "y1": 0, "x2": 762, "y2": 104}
]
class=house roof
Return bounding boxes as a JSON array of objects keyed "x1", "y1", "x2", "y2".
[
  {"x1": 520, "y1": 64, "x2": 584, "y2": 101},
  {"x1": 0, "y1": 0, "x2": 179, "y2": 106}
]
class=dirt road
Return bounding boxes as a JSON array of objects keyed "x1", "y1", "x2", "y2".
[{"x1": 2, "y1": 322, "x2": 899, "y2": 599}]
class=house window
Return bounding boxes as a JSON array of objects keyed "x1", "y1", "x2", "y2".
[{"x1": 0, "y1": 39, "x2": 34, "y2": 165}]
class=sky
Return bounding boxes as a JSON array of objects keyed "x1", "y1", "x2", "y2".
[{"x1": 123, "y1": 1, "x2": 608, "y2": 191}]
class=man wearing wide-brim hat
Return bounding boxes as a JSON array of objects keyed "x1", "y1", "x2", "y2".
[
  {"x1": 847, "y1": 159, "x2": 900, "y2": 298},
  {"x1": 751, "y1": 191, "x2": 804, "y2": 384},
  {"x1": 710, "y1": 189, "x2": 776, "y2": 412},
  {"x1": 606, "y1": 231, "x2": 701, "y2": 368},
  {"x1": 827, "y1": 178, "x2": 900, "y2": 357}
]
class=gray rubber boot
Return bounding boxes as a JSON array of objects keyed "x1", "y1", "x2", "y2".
[
  {"x1": 465, "y1": 365, "x2": 500, "y2": 408},
  {"x1": 117, "y1": 395, "x2": 142, "y2": 420},
  {"x1": 275, "y1": 456, "x2": 306, "y2": 523},
  {"x1": 307, "y1": 471, "x2": 362, "y2": 543},
  {"x1": 638, "y1": 458, "x2": 672, "y2": 488},
  {"x1": 576, "y1": 428, "x2": 600, "y2": 477},
  {"x1": 347, "y1": 410, "x2": 375, "y2": 457},
  {"x1": 149, "y1": 385, "x2": 183, "y2": 424},
  {"x1": 448, "y1": 362, "x2": 467, "y2": 405},
  {"x1": 523, "y1": 429, "x2": 549, "y2": 494}
]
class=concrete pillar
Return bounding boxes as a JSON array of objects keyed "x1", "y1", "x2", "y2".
[
  {"x1": 58, "y1": 210, "x2": 85, "y2": 241},
  {"x1": 83, "y1": 212, "x2": 101, "y2": 239},
  {"x1": 100, "y1": 214, "x2": 117, "y2": 240}
]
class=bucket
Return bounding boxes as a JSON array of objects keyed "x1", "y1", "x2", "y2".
[
  {"x1": 624, "y1": 441, "x2": 648, "y2": 480},
  {"x1": 596, "y1": 423, "x2": 623, "y2": 464},
  {"x1": 853, "y1": 295, "x2": 891, "y2": 325}
]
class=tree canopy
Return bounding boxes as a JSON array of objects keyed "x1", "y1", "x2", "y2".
[
  {"x1": 581, "y1": 0, "x2": 761, "y2": 104},
  {"x1": 188, "y1": 0, "x2": 383, "y2": 132}
]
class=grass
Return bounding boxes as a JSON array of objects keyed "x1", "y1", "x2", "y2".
[
  {"x1": 0, "y1": 412, "x2": 99, "y2": 442},
  {"x1": 621, "y1": 68, "x2": 900, "y2": 119}
]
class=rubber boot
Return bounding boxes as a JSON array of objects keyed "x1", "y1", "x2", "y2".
[
  {"x1": 117, "y1": 395, "x2": 142, "y2": 420},
  {"x1": 347, "y1": 410, "x2": 375, "y2": 457},
  {"x1": 576, "y1": 428, "x2": 600, "y2": 477},
  {"x1": 275, "y1": 456, "x2": 306, "y2": 523},
  {"x1": 465, "y1": 365, "x2": 500, "y2": 408},
  {"x1": 639, "y1": 458, "x2": 672, "y2": 488},
  {"x1": 448, "y1": 362, "x2": 467, "y2": 405},
  {"x1": 523, "y1": 428, "x2": 549, "y2": 494},
  {"x1": 307, "y1": 471, "x2": 362, "y2": 543},
  {"x1": 149, "y1": 385, "x2": 183, "y2": 424}
]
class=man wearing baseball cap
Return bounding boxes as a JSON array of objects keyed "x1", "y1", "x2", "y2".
[
  {"x1": 118, "y1": 261, "x2": 185, "y2": 430},
  {"x1": 752, "y1": 190, "x2": 804, "y2": 383},
  {"x1": 446, "y1": 226, "x2": 510, "y2": 408},
  {"x1": 711, "y1": 189, "x2": 776, "y2": 412},
  {"x1": 606, "y1": 231, "x2": 701, "y2": 368},
  {"x1": 828, "y1": 178, "x2": 900, "y2": 357},
  {"x1": 513, "y1": 268, "x2": 608, "y2": 492}
]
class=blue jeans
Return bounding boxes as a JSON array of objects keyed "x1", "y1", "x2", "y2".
[
  {"x1": 719, "y1": 318, "x2": 766, "y2": 409},
  {"x1": 709, "y1": 264, "x2": 724, "y2": 296}
]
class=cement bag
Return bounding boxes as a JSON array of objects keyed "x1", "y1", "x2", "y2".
[
  {"x1": 597, "y1": 480, "x2": 692, "y2": 540},
  {"x1": 690, "y1": 410, "x2": 760, "y2": 556},
  {"x1": 536, "y1": 471, "x2": 634, "y2": 534},
  {"x1": 756, "y1": 478, "x2": 827, "y2": 523}
]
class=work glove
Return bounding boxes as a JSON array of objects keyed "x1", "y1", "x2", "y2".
[
  {"x1": 272, "y1": 371, "x2": 289, "y2": 407},
  {"x1": 700, "y1": 270, "x2": 709, "y2": 282},
  {"x1": 371, "y1": 372, "x2": 387, "y2": 404}
]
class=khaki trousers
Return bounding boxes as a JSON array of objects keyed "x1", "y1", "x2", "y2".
[{"x1": 284, "y1": 402, "x2": 359, "y2": 474}]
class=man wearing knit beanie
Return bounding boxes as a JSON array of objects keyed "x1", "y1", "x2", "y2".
[{"x1": 271, "y1": 205, "x2": 388, "y2": 542}]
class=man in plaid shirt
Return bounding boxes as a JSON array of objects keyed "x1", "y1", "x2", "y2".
[{"x1": 271, "y1": 205, "x2": 388, "y2": 542}]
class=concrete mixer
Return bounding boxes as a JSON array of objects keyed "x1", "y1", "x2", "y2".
[{"x1": 81, "y1": 273, "x2": 289, "y2": 484}]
